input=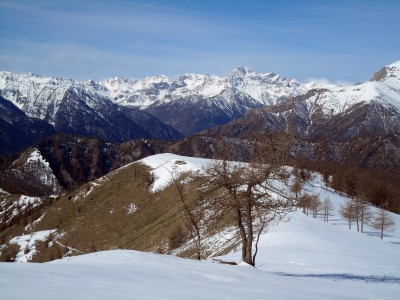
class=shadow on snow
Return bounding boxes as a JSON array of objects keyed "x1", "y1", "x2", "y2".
[{"x1": 273, "y1": 272, "x2": 400, "y2": 284}]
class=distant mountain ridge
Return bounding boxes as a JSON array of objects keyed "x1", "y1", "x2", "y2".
[
  {"x1": 0, "y1": 72, "x2": 183, "y2": 153},
  {"x1": 206, "y1": 61, "x2": 400, "y2": 173},
  {"x1": 0, "y1": 66, "x2": 306, "y2": 139},
  {"x1": 1, "y1": 61, "x2": 399, "y2": 164}
]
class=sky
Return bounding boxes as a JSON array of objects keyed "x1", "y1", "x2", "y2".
[{"x1": 0, "y1": 0, "x2": 399, "y2": 83}]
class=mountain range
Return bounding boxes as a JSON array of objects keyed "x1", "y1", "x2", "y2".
[
  {"x1": 0, "y1": 66, "x2": 306, "y2": 152},
  {"x1": 1, "y1": 61, "x2": 400, "y2": 190}
]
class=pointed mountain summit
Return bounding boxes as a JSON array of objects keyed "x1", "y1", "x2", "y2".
[{"x1": 371, "y1": 60, "x2": 400, "y2": 80}]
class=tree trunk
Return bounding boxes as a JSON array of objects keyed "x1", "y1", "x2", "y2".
[
  {"x1": 253, "y1": 221, "x2": 266, "y2": 266},
  {"x1": 236, "y1": 206, "x2": 248, "y2": 263},
  {"x1": 356, "y1": 217, "x2": 359, "y2": 232},
  {"x1": 245, "y1": 220, "x2": 254, "y2": 266},
  {"x1": 360, "y1": 209, "x2": 364, "y2": 233}
]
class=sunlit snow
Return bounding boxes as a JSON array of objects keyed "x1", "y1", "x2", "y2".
[{"x1": 1, "y1": 154, "x2": 399, "y2": 299}]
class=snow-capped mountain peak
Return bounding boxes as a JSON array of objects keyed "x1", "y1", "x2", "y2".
[
  {"x1": 1, "y1": 60, "x2": 399, "y2": 141},
  {"x1": 229, "y1": 66, "x2": 254, "y2": 77}
]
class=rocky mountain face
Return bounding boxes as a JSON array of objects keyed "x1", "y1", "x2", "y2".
[
  {"x1": 0, "y1": 133, "x2": 253, "y2": 195},
  {"x1": 206, "y1": 61, "x2": 400, "y2": 173},
  {"x1": 103, "y1": 67, "x2": 305, "y2": 135},
  {"x1": 0, "y1": 72, "x2": 182, "y2": 148},
  {"x1": 0, "y1": 96, "x2": 56, "y2": 154},
  {"x1": 0, "y1": 67, "x2": 305, "y2": 148}
]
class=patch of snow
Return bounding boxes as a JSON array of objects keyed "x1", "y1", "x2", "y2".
[
  {"x1": 26, "y1": 149, "x2": 50, "y2": 167},
  {"x1": 8, "y1": 229, "x2": 56, "y2": 263},
  {"x1": 126, "y1": 203, "x2": 138, "y2": 215},
  {"x1": 139, "y1": 153, "x2": 212, "y2": 192},
  {"x1": 24, "y1": 213, "x2": 46, "y2": 232},
  {"x1": 72, "y1": 183, "x2": 98, "y2": 202},
  {"x1": 0, "y1": 188, "x2": 10, "y2": 195}
]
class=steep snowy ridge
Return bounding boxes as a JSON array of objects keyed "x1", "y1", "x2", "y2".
[
  {"x1": 0, "y1": 71, "x2": 183, "y2": 144},
  {"x1": 0, "y1": 71, "x2": 109, "y2": 124},
  {"x1": 302, "y1": 60, "x2": 400, "y2": 115}
]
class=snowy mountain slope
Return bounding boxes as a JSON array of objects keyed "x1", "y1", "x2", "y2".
[
  {"x1": 11, "y1": 148, "x2": 62, "y2": 194},
  {"x1": 140, "y1": 154, "x2": 400, "y2": 239},
  {"x1": 1, "y1": 61, "x2": 399, "y2": 142},
  {"x1": 0, "y1": 147, "x2": 61, "y2": 195},
  {"x1": 1, "y1": 238, "x2": 399, "y2": 300},
  {"x1": 3, "y1": 62, "x2": 398, "y2": 119},
  {"x1": 301, "y1": 60, "x2": 400, "y2": 114},
  {"x1": 205, "y1": 61, "x2": 400, "y2": 172},
  {"x1": 101, "y1": 66, "x2": 305, "y2": 108},
  {"x1": 0, "y1": 72, "x2": 182, "y2": 145},
  {"x1": 0, "y1": 96, "x2": 56, "y2": 154},
  {"x1": 1, "y1": 153, "x2": 399, "y2": 299},
  {"x1": 0, "y1": 67, "x2": 304, "y2": 116},
  {"x1": 1, "y1": 192, "x2": 399, "y2": 299},
  {"x1": 105, "y1": 67, "x2": 306, "y2": 135},
  {"x1": 0, "y1": 67, "x2": 305, "y2": 139}
]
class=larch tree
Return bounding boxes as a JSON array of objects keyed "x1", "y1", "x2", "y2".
[
  {"x1": 370, "y1": 203, "x2": 396, "y2": 240},
  {"x1": 309, "y1": 194, "x2": 322, "y2": 219},
  {"x1": 339, "y1": 199, "x2": 356, "y2": 230},
  {"x1": 322, "y1": 197, "x2": 335, "y2": 223},
  {"x1": 298, "y1": 193, "x2": 312, "y2": 215},
  {"x1": 357, "y1": 197, "x2": 373, "y2": 233},
  {"x1": 290, "y1": 178, "x2": 303, "y2": 202},
  {"x1": 202, "y1": 132, "x2": 298, "y2": 266}
]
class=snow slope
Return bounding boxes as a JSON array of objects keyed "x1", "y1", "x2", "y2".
[
  {"x1": 1, "y1": 154, "x2": 399, "y2": 299},
  {"x1": 1, "y1": 211, "x2": 399, "y2": 299},
  {"x1": 139, "y1": 153, "x2": 212, "y2": 192}
]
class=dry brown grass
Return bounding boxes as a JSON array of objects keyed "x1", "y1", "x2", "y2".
[{"x1": 2, "y1": 161, "x2": 241, "y2": 262}]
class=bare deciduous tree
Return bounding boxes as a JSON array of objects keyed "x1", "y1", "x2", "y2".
[
  {"x1": 204, "y1": 159, "x2": 296, "y2": 266},
  {"x1": 299, "y1": 193, "x2": 313, "y2": 216},
  {"x1": 358, "y1": 198, "x2": 373, "y2": 233},
  {"x1": 322, "y1": 197, "x2": 335, "y2": 222},
  {"x1": 340, "y1": 199, "x2": 356, "y2": 230},
  {"x1": 203, "y1": 132, "x2": 298, "y2": 266},
  {"x1": 169, "y1": 170, "x2": 203, "y2": 260},
  {"x1": 290, "y1": 178, "x2": 303, "y2": 202},
  {"x1": 370, "y1": 202, "x2": 396, "y2": 240},
  {"x1": 309, "y1": 194, "x2": 322, "y2": 219}
]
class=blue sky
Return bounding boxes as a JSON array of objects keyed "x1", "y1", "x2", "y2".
[{"x1": 0, "y1": 0, "x2": 399, "y2": 82}]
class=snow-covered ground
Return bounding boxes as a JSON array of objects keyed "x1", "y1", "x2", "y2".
[
  {"x1": 1, "y1": 210, "x2": 399, "y2": 299},
  {"x1": 1, "y1": 154, "x2": 399, "y2": 299},
  {"x1": 140, "y1": 153, "x2": 212, "y2": 192}
]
